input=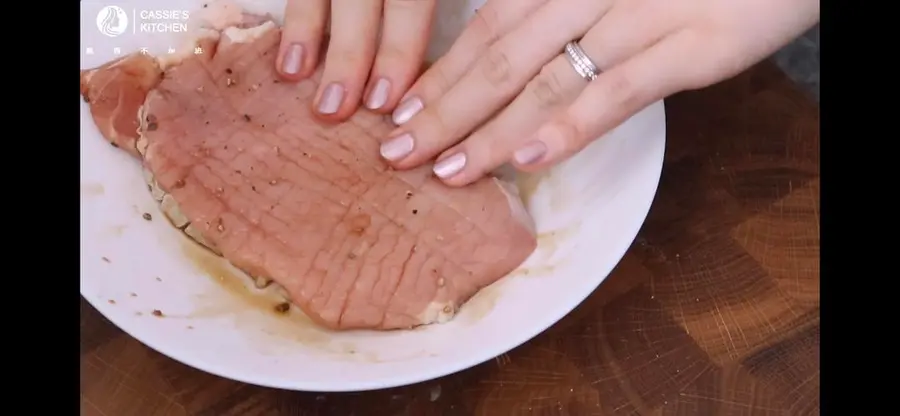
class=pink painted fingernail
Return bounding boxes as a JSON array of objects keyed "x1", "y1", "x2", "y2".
[
  {"x1": 513, "y1": 141, "x2": 547, "y2": 165},
  {"x1": 318, "y1": 83, "x2": 344, "y2": 114},
  {"x1": 281, "y1": 43, "x2": 304, "y2": 75},
  {"x1": 380, "y1": 133, "x2": 415, "y2": 161},
  {"x1": 433, "y1": 153, "x2": 467, "y2": 178},
  {"x1": 392, "y1": 97, "x2": 423, "y2": 125},
  {"x1": 366, "y1": 78, "x2": 391, "y2": 110}
]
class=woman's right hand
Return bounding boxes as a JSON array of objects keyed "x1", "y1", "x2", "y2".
[{"x1": 275, "y1": 0, "x2": 438, "y2": 122}]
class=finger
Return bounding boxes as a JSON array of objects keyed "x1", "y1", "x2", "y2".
[
  {"x1": 433, "y1": 0, "x2": 680, "y2": 184},
  {"x1": 431, "y1": 56, "x2": 583, "y2": 185},
  {"x1": 390, "y1": 0, "x2": 548, "y2": 125},
  {"x1": 514, "y1": 33, "x2": 690, "y2": 172},
  {"x1": 313, "y1": 0, "x2": 383, "y2": 121},
  {"x1": 364, "y1": 0, "x2": 437, "y2": 112},
  {"x1": 381, "y1": 0, "x2": 608, "y2": 169},
  {"x1": 276, "y1": 0, "x2": 328, "y2": 81}
]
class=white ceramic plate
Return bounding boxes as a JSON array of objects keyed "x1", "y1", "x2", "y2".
[{"x1": 79, "y1": 0, "x2": 666, "y2": 392}]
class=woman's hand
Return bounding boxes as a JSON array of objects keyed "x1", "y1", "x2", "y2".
[
  {"x1": 380, "y1": 0, "x2": 819, "y2": 186},
  {"x1": 276, "y1": 0, "x2": 437, "y2": 121}
]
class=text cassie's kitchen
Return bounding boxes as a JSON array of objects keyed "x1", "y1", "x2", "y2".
[{"x1": 136, "y1": 9, "x2": 190, "y2": 33}]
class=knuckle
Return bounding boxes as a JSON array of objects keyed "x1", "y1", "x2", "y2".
[
  {"x1": 457, "y1": 140, "x2": 500, "y2": 177},
  {"x1": 606, "y1": 71, "x2": 643, "y2": 109},
  {"x1": 553, "y1": 117, "x2": 587, "y2": 154},
  {"x1": 471, "y1": 6, "x2": 501, "y2": 44},
  {"x1": 421, "y1": 105, "x2": 453, "y2": 142},
  {"x1": 329, "y1": 48, "x2": 369, "y2": 73},
  {"x1": 283, "y1": 20, "x2": 324, "y2": 40},
  {"x1": 419, "y1": 64, "x2": 453, "y2": 99},
  {"x1": 559, "y1": 121, "x2": 583, "y2": 148},
  {"x1": 283, "y1": 7, "x2": 325, "y2": 35},
  {"x1": 528, "y1": 67, "x2": 566, "y2": 109},
  {"x1": 375, "y1": 43, "x2": 412, "y2": 68},
  {"x1": 479, "y1": 48, "x2": 512, "y2": 84}
]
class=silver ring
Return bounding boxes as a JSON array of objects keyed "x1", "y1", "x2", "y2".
[{"x1": 564, "y1": 41, "x2": 601, "y2": 82}]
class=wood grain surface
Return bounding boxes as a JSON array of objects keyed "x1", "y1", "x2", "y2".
[{"x1": 80, "y1": 60, "x2": 820, "y2": 416}]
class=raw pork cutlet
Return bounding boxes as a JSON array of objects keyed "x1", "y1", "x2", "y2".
[{"x1": 80, "y1": 19, "x2": 537, "y2": 331}]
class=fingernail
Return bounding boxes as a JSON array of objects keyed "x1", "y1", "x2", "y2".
[
  {"x1": 433, "y1": 153, "x2": 467, "y2": 179},
  {"x1": 281, "y1": 43, "x2": 304, "y2": 75},
  {"x1": 392, "y1": 97, "x2": 423, "y2": 125},
  {"x1": 366, "y1": 78, "x2": 391, "y2": 110},
  {"x1": 380, "y1": 133, "x2": 414, "y2": 161},
  {"x1": 513, "y1": 141, "x2": 547, "y2": 165},
  {"x1": 318, "y1": 83, "x2": 344, "y2": 114}
]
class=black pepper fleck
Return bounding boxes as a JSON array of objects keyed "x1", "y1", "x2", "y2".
[
  {"x1": 152, "y1": 310, "x2": 164, "y2": 317},
  {"x1": 110, "y1": 142, "x2": 119, "y2": 148},
  {"x1": 225, "y1": 68, "x2": 233, "y2": 74},
  {"x1": 142, "y1": 212, "x2": 152, "y2": 221},
  {"x1": 274, "y1": 303, "x2": 290, "y2": 314},
  {"x1": 243, "y1": 114, "x2": 251, "y2": 122},
  {"x1": 412, "y1": 209, "x2": 418, "y2": 214}
]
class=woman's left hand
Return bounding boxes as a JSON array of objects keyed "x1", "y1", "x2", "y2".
[{"x1": 379, "y1": 0, "x2": 820, "y2": 186}]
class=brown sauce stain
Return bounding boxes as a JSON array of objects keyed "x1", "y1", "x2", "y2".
[
  {"x1": 107, "y1": 225, "x2": 127, "y2": 237},
  {"x1": 180, "y1": 237, "x2": 283, "y2": 316},
  {"x1": 535, "y1": 223, "x2": 580, "y2": 260},
  {"x1": 81, "y1": 182, "x2": 105, "y2": 196},
  {"x1": 175, "y1": 236, "x2": 386, "y2": 359},
  {"x1": 515, "y1": 172, "x2": 544, "y2": 211},
  {"x1": 516, "y1": 170, "x2": 570, "y2": 214},
  {"x1": 508, "y1": 264, "x2": 558, "y2": 279},
  {"x1": 501, "y1": 221, "x2": 584, "y2": 283},
  {"x1": 459, "y1": 280, "x2": 502, "y2": 323}
]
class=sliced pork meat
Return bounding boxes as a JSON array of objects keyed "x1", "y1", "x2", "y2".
[{"x1": 80, "y1": 16, "x2": 537, "y2": 331}]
